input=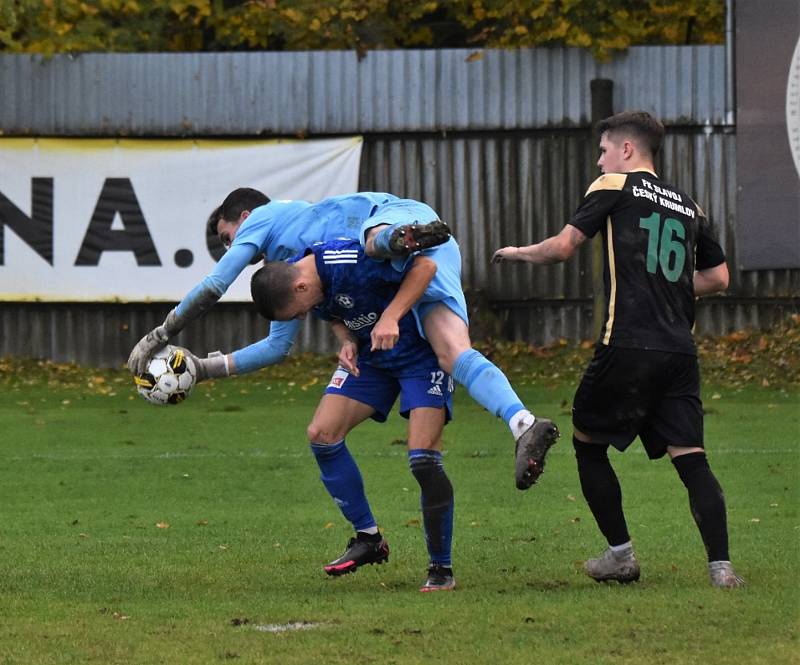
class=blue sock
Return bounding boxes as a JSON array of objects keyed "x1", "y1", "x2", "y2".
[
  {"x1": 452, "y1": 349, "x2": 525, "y2": 424},
  {"x1": 310, "y1": 441, "x2": 377, "y2": 532},
  {"x1": 409, "y1": 449, "x2": 454, "y2": 567},
  {"x1": 371, "y1": 223, "x2": 403, "y2": 258}
]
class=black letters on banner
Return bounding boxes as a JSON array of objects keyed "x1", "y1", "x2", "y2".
[
  {"x1": 75, "y1": 178, "x2": 161, "y2": 266},
  {"x1": 0, "y1": 178, "x2": 54, "y2": 266}
]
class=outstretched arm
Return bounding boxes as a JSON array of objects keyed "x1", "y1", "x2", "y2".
[
  {"x1": 370, "y1": 256, "x2": 437, "y2": 351},
  {"x1": 492, "y1": 224, "x2": 588, "y2": 265},
  {"x1": 181, "y1": 319, "x2": 301, "y2": 383},
  {"x1": 229, "y1": 319, "x2": 301, "y2": 374},
  {"x1": 127, "y1": 243, "x2": 258, "y2": 375}
]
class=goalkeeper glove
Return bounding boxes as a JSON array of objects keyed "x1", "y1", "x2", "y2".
[
  {"x1": 184, "y1": 349, "x2": 232, "y2": 382},
  {"x1": 127, "y1": 308, "x2": 187, "y2": 375}
]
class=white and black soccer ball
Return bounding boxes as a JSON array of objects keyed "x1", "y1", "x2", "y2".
[{"x1": 134, "y1": 345, "x2": 197, "y2": 406}]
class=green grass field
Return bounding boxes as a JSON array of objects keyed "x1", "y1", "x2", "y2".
[{"x1": 0, "y1": 347, "x2": 797, "y2": 664}]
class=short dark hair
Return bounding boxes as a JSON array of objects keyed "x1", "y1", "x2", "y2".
[
  {"x1": 219, "y1": 187, "x2": 270, "y2": 224},
  {"x1": 596, "y1": 111, "x2": 665, "y2": 159},
  {"x1": 250, "y1": 261, "x2": 299, "y2": 321},
  {"x1": 205, "y1": 205, "x2": 222, "y2": 240}
]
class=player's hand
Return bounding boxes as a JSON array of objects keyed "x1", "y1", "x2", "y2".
[
  {"x1": 370, "y1": 315, "x2": 400, "y2": 351},
  {"x1": 337, "y1": 341, "x2": 360, "y2": 377},
  {"x1": 183, "y1": 348, "x2": 230, "y2": 383},
  {"x1": 491, "y1": 246, "x2": 520, "y2": 263},
  {"x1": 127, "y1": 325, "x2": 170, "y2": 375}
]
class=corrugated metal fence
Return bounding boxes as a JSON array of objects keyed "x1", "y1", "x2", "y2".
[{"x1": 1, "y1": 48, "x2": 798, "y2": 366}]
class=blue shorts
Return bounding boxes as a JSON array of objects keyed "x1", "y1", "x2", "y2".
[
  {"x1": 359, "y1": 200, "x2": 469, "y2": 336},
  {"x1": 324, "y1": 361, "x2": 454, "y2": 423}
]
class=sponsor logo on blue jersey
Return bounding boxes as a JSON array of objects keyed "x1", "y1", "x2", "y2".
[
  {"x1": 344, "y1": 312, "x2": 379, "y2": 331},
  {"x1": 335, "y1": 294, "x2": 354, "y2": 308}
]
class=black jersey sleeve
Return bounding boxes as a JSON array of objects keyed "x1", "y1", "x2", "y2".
[
  {"x1": 694, "y1": 206, "x2": 726, "y2": 270},
  {"x1": 568, "y1": 174, "x2": 627, "y2": 238}
]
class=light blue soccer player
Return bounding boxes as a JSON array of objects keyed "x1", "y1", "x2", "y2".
[
  {"x1": 251, "y1": 237, "x2": 456, "y2": 591},
  {"x1": 127, "y1": 188, "x2": 559, "y2": 488}
]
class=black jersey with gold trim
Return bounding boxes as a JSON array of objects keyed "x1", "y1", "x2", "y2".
[{"x1": 569, "y1": 170, "x2": 725, "y2": 354}]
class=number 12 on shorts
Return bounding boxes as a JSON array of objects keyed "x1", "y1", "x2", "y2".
[{"x1": 639, "y1": 212, "x2": 686, "y2": 282}]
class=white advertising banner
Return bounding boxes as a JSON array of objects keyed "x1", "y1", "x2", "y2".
[{"x1": 0, "y1": 136, "x2": 363, "y2": 301}]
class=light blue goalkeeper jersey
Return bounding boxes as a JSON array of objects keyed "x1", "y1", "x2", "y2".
[
  {"x1": 175, "y1": 193, "x2": 400, "y2": 373},
  {"x1": 234, "y1": 193, "x2": 399, "y2": 262}
]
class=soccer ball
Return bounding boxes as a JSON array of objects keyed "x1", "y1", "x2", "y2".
[{"x1": 134, "y1": 345, "x2": 197, "y2": 406}]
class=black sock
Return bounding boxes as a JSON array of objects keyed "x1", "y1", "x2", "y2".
[
  {"x1": 409, "y1": 449, "x2": 454, "y2": 567},
  {"x1": 356, "y1": 531, "x2": 383, "y2": 543},
  {"x1": 573, "y1": 437, "x2": 630, "y2": 546},
  {"x1": 672, "y1": 452, "x2": 730, "y2": 562}
]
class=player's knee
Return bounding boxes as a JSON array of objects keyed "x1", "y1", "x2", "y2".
[
  {"x1": 306, "y1": 420, "x2": 343, "y2": 444},
  {"x1": 573, "y1": 436, "x2": 610, "y2": 461},
  {"x1": 422, "y1": 309, "x2": 471, "y2": 373},
  {"x1": 431, "y1": 347, "x2": 458, "y2": 374},
  {"x1": 430, "y1": 336, "x2": 471, "y2": 374},
  {"x1": 407, "y1": 437, "x2": 441, "y2": 451}
]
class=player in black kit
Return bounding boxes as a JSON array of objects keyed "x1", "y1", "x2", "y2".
[{"x1": 492, "y1": 110, "x2": 743, "y2": 588}]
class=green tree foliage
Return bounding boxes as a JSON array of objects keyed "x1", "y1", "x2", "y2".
[{"x1": 0, "y1": 0, "x2": 725, "y2": 58}]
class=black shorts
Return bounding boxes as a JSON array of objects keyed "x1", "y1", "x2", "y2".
[{"x1": 572, "y1": 345, "x2": 704, "y2": 459}]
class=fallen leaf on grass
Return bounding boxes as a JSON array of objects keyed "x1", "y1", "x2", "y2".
[{"x1": 156, "y1": 522, "x2": 170, "y2": 529}]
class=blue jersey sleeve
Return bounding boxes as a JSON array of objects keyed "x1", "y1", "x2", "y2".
[
  {"x1": 231, "y1": 319, "x2": 301, "y2": 373},
  {"x1": 232, "y1": 205, "x2": 276, "y2": 254},
  {"x1": 175, "y1": 243, "x2": 258, "y2": 318}
]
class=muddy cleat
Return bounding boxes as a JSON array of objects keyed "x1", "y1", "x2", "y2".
[
  {"x1": 709, "y1": 561, "x2": 745, "y2": 588},
  {"x1": 514, "y1": 419, "x2": 560, "y2": 490},
  {"x1": 323, "y1": 533, "x2": 389, "y2": 577},
  {"x1": 388, "y1": 220, "x2": 451, "y2": 255},
  {"x1": 420, "y1": 564, "x2": 456, "y2": 592},
  {"x1": 584, "y1": 547, "x2": 641, "y2": 584}
]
